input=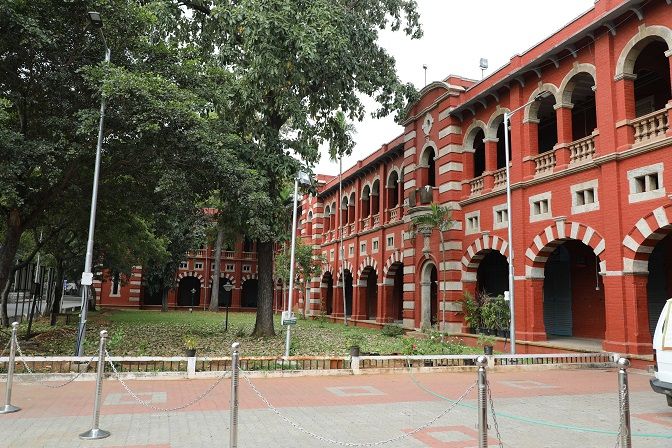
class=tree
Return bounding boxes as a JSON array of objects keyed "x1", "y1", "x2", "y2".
[
  {"x1": 274, "y1": 238, "x2": 324, "y2": 316},
  {"x1": 410, "y1": 203, "x2": 453, "y2": 331},
  {"x1": 207, "y1": 0, "x2": 422, "y2": 337}
]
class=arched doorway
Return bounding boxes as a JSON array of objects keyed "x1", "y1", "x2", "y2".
[
  {"x1": 472, "y1": 129, "x2": 486, "y2": 177},
  {"x1": 343, "y1": 269, "x2": 353, "y2": 316},
  {"x1": 536, "y1": 93, "x2": 558, "y2": 153},
  {"x1": 495, "y1": 119, "x2": 511, "y2": 169},
  {"x1": 177, "y1": 276, "x2": 201, "y2": 307},
  {"x1": 648, "y1": 233, "x2": 672, "y2": 336},
  {"x1": 543, "y1": 240, "x2": 605, "y2": 339},
  {"x1": 388, "y1": 262, "x2": 404, "y2": 322},
  {"x1": 241, "y1": 279, "x2": 258, "y2": 308},
  {"x1": 420, "y1": 262, "x2": 438, "y2": 328},
  {"x1": 633, "y1": 40, "x2": 671, "y2": 117},
  {"x1": 476, "y1": 251, "x2": 509, "y2": 297},
  {"x1": 322, "y1": 272, "x2": 334, "y2": 315},
  {"x1": 216, "y1": 278, "x2": 232, "y2": 307},
  {"x1": 362, "y1": 267, "x2": 378, "y2": 320}
]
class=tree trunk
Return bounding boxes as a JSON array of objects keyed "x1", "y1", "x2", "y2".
[
  {"x1": 88, "y1": 285, "x2": 96, "y2": 311},
  {"x1": 161, "y1": 283, "x2": 168, "y2": 312},
  {"x1": 252, "y1": 240, "x2": 275, "y2": 337},
  {"x1": 209, "y1": 224, "x2": 225, "y2": 311},
  {"x1": 50, "y1": 258, "x2": 65, "y2": 326},
  {"x1": 0, "y1": 210, "x2": 24, "y2": 327}
]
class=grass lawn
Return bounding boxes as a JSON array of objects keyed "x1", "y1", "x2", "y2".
[{"x1": 0, "y1": 308, "x2": 478, "y2": 357}]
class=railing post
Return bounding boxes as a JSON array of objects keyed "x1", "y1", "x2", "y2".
[
  {"x1": 79, "y1": 330, "x2": 110, "y2": 440},
  {"x1": 476, "y1": 355, "x2": 488, "y2": 448},
  {"x1": 0, "y1": 322, "x2": 20, "y2": 414},
  {"x1": 617, "y1": 357, "x2": 632, "y2": 448},
  {"x1": 230, "y1": 342, "x2": 240, "y2": 448}
]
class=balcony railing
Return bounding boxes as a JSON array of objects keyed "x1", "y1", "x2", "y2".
[
  {"x1": 361, "y1": 216, "x2": 371, "y2": 230},
  {"x1": 349, "y1": 223, "x2": 355, "y2": 234},
  {"x1": 242, "y1": 252, "x2": 256, "y2": 260},
  {"x1": 223, "y1": 251, "x2": 235, "y2": 259},
  {"x1": 469, "y1": 176, "x2": 484, "y2": 196},
  {"x1": 387, "y1": 206, "x2": 400, "y2": 222},
  {"x1": 492, "y1": 168, "x2": 507, "y2": 190},
  {"x1": 531, "y1": 150, "x2": 556, "y2": 176},
  {"x1": 630, "y1": 108, "x2": 669, "y2": 145},
  {"x1": 372, "y1": 214, "x2": 380, "y2": 227},
  {"x1": 569, "y1": 133, "x2": 596, "y2": 164}
]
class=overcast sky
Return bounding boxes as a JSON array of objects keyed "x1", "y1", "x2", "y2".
[{"x1": 314, "y1": 0, "x2": 596, "y2": 176}]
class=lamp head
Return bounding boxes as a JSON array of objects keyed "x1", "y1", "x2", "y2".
[
  {"x1": 297, "y1": 171, "x2": 311, "y2": 187},
  {"x1": 533, "y1": 90, "x2": 552, "y2": 102},
  {"x1": 223, "y1": 283, "x2": 234, "y2": 292},
  {"x1": 87, "y1": 11, "x2": 103, "y2": 29}
]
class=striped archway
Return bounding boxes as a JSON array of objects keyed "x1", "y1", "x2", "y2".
[
  {"x1": 176, "y1": 271, "x2": 204, "y2": 287},
  {"x1": 241, "y1": 273, "x2": 258, "y2": 283},
  {"x1": 525, "y1": 220, "x2": 606, "y2": 278},
  {"x1": 336, "y1": 260, "x2": 354, "y2": 282},
  {"x1": 357, "y1": 256, "x2": 379, "y2": 284},
  {"x1": 209, "y1": 273, "x2": 236, "y2": 285},
  {"x1": 622, "y1": 204, "x2": 672, "y2": 274},
  {"x1": 461, "y1": 234, "x2": 509, "y2": 282},
  {"x1": 382, "y1": 251, "x2": 403, "y2": 278}
]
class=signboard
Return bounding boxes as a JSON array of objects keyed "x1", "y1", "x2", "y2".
[{"x1": 281, "y1": 311, "x2": 297, "y2": 326}]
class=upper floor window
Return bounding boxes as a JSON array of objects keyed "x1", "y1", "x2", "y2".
[
  {"x1": 628, "y1": 163, "x2": 665, "y2": 203},
  {"x1": 529, "y1": 191, "x2": 552, "y2": 222},
  {"x1": 387, "y1": 171, "x2": 400, "y2": 208},
  {"x1": 179, "y1": 261, "x2": 188, "y2": 269},
  {"x1": 419, "y1": 146, "x2": 436, "y2": 187}
]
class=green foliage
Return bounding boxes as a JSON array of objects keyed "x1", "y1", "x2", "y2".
[
  {"x1": 477, "y1": 333, "x2": 496, "y2": 347},
  {"x1": 402, "y1": 335, "x2": 466, "y2": 355},
  {"x1": 480, "y1": 294, "x2": 510, "y2": 331},
  {"x1": 184, "y1": 335, "x2": 198, "y2": 350},
  {"x1": 381, "y1": 324, "x2": 404, "y2": 338},
  {"x1": 344, "y1": 329, "x2": 365, "y2": 350},
  {"x1": 462, "y1": 291, "x2": 481, "y2": 329}
]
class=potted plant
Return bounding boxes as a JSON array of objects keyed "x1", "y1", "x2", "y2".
[
  {"x1": 184, "y1": 336, "x2": 198, "y2": 357},
  {"x1": 477, "y1": 333, "x2": 495, "y2": 355},
  {"x1": 462, "y1": 292, "x2": 480, "y2": 334},
  {"x1": 480, "y1": 297, "x2": 497, "y2": 335}
]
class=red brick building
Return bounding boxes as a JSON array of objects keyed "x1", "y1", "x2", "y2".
[{"x1": 301, "y1": 0, "x2": 672, "y2": 355}]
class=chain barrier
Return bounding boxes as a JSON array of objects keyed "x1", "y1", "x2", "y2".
[
  {"x1": 105, "y1": 349, "x2": 229, "y2": 412},
  {"x1": 486, "y1": 380, "x2": 504, "y2": 448},
  {"x1": 240, "y1": 365, "x2": 476, "y2": 447},
  {"x1": 0, "y1": 339, "x2": 10, "y2": 358},
  {"x1": 14, "y1": 338, "x2": 96, "y2": 389}
]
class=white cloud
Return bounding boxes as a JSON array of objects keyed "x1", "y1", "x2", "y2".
[{"x1": 315, "y1": 0, "x2": 595, "y2": 175}]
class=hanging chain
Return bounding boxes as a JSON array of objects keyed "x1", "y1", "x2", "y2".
[
  {"x1": 15, "y1": 338, "x2": 95, "y2": 388},
  {"x1": 106, "y1": 349, "x2": 229, "y2": 412},
  {"x1": 486, "y1": 379, "x2": 505, "y2": 448},
  {"x1": 240, "y1": 365, "x2": 476, "y2": 447}
]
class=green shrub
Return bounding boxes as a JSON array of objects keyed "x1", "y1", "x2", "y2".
[
  {"x1": 344, "y1": 330, "x2": 365, "y2": 350},
  {"x1": 381, "y1": 324, "x2": 404, "y2": 337}
]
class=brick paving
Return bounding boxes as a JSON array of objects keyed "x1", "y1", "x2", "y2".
[{"x1": 0, "y1": 367, "x2": 669, "y2": 447}]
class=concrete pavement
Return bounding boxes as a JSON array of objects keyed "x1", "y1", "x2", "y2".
[{"x1": 0, "y1": 367, "x2": 670, "y2": 447}]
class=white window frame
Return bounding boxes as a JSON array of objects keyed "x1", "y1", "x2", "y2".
[
  {"x1": 386, "y1": 234, "x2": 394, "y2": 249},
  {"x1": 627, "y1": 163, "x2": 665, "y2": 203},
  {"x1": 492, "y1": 203, "x2": 508, "y2": 230},
  {"x1": 179, "y1": 261, "x2": 188, "y2": 270},
  {"x1": 464, "y1": 210, "x2": 480, "y2": 235},
  {"x1": 372, "y1": 238, "x2": 379, "y2": 253},
  {"x1": 570, "y1": 179, "x2": 599, "y2": 214},
  {"x1": 109, "y1": 272, "x2": 121, "y2": 297},
  {"x1": 360, "y1": 242, "x2": 367, "y2": 255},
  {"x1": 529, "y1": 191, "x2": 552, "y2": 222},
  {"x1": 194, "y1": 262, "x2": 204, "y2": 271},
  {"x1": 348, "y1": 244, "x2": 355, "y2": 257},
  {"x1": 225, "y1": 264, "x2": 235, "y2": 272},
  {"x1": 330, "y1": 249, "x2": 335, "y2": 261},
  {"x1": 242, "y1": 264, "x2": 251, "y2": 272}
]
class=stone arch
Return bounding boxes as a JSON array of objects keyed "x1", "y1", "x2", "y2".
[
  {"x1": 336, "y1": 260, "x2": 354, "y2": 282},
  {"x1": 176, "y1": 271, "x2": 204, "y2": 287},
  {"x1": 357, "y1": 257, "x2": 379, "y2": 283},
  {"x1": 382, "y1": 251, "x2": 404, "y2": 277},
  {"x1": 419, "y1": 142, "x2": 437, "y2": 167},
  {"x1": 463, "y1": 120, "x2": 488, "y2": 151},
  {"x1": 386, "y1": 168, "x2": 400, "y2": 187},
  {"x1": 622, "y1": 204, "x2": 672, "y2": 273},
  {"x1": 523, "y1": 83, "x2": 560, "y2": 122},
  {"x1": 321, "y1": 263, "x2": 333, "y2": 277},
  {"x1": 209, "y1": 273, "x2": 236, "y2": 285},
  {"x1": 241, "y1": 273, "x2": 258, "y2": 283},
  {"x1": 361, "y1": 182, "x2": 371, "y2": 197},
  {"x1": 615, "y1": 24, "x2": 672, "y2": 79},
  {"x1": 485, "y1": 108, "x2": 511, "y2": 140},
  {"x1": 524, "y1": 220, "x2": 606, "y2": 278},
  {"x1": 461, "y1": 234, "x2": 510, "y2": 281},
  {"x1": 559, "y1": 63, "x2": 597, "y2": 104}
]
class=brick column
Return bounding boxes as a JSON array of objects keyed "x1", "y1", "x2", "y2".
[
  {"x1": 554, "y1": 104, "x2": 573, "y2": 168},
  {"x1": 333, "y1": 280, "x2": 344, "y2": 317},
  {"x1": 351, "y1": 284, "x2": 366, "y2": 320},
  {"x1": 231, "y1": 287, "x2": 242, "y2": 308},
  {"x1": 519, "y1": 278, "x2": 546, "y2": 341},
  {"x1": 621, "y1": 273, "x2": 653, "y2": 355},
  {"x1": 613, "y1": 75, "x2": 636, "y2": 149},
  {"x1": 522, "y1": 119, "x2": 539, "y2": 178},
  {"x1": 376, "y1": 283, "x2": 390, "y2": 323},
  {"x1": 483, "y1": 138, "x2": 498, "y2": 190}
]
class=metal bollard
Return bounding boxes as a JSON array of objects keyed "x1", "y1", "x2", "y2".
[
  {"x1": 617, "y1": 357, "x2": 632, "y2": 448},
  {"x1": 230, "y1": 342, "x2": 240, "y2": 448},
  {"x1": 79, "y1": 330, "x2": 110, "y2": 440},
  {"x1": 0, "y1": 322, "x2": 20, "y2": 414},
  {"x1": 476, "y1": 355, "x2": 488, "y2": 448}
]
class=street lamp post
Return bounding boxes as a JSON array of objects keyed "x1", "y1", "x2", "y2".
[
  {"x1": 222, "y1": 283, "x2": 234, "y2": 332},
  {"x1": 190, "y1": 288, "x2": 196, "y2": 313},
  {"x1": 75, "y1": 12, "x2": 111, "y2": 356},
  {"x1": 503, "y1": 90, "x2": 551, "y2": 354},
  {"x1": 284, "y1": 171, "x2": 311, "y2": 358}
]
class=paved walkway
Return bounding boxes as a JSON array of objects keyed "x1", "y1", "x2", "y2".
[{"x1": 0, "y1": 367, "x2": 670, "y2": 447}]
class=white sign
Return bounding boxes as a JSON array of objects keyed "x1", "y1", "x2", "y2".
[{"x1": 281, "y1": 311, "x2": 297, "y2": 326}]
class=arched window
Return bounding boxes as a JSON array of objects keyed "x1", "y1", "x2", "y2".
[
  {"x1": 473, "y1": 129, "x2": 486, "y2": 177},
  {"x1": 420, "y1": 147, "x2": 436, "y2": 188},
  {"x1": 361, "y1": 185, "x2": 371, "y2": 218},
  {"x1": 341, "y1": 196, "x2": 349, "y2": 225},
  {"x1": 387, "y1": 171, "x2": 400, "y2": 208},
  {"x1": 537, "y1": 94, "x2": 558, "y2": 154},
  {"x1": 371, "y1": 180, "x2": 380, "y2": 215},
  {"x1": 633, "y1": 40, "x2": 671, "y2": 117},
  {"x1": 567, "y1": 73, "x2": 597, "y2": 140},
  {"x1": 324, "y1": 205, "x2": 331, "y2": 231},
  {"x1": 495, "y1": 119, "x2": 511, "y2": 169}
]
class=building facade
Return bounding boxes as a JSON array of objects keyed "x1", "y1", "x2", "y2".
[{"x1": 301, "y1": 0, "x2": 672, "y2": 355}]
